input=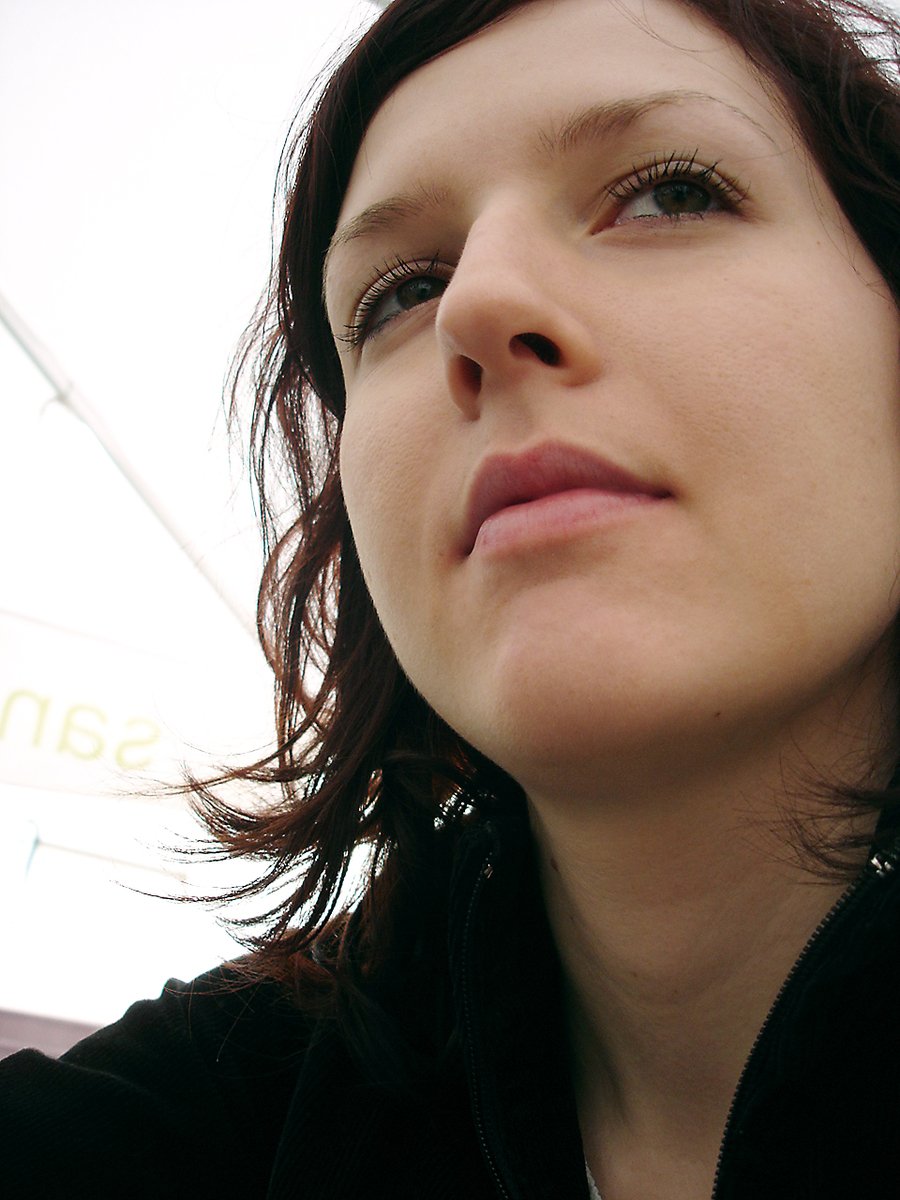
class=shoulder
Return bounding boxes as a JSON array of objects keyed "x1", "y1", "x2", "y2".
[{"x1": 0, "y1": 962, "x2": 312, "y2": 1199}]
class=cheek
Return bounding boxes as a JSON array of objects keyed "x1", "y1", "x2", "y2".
[
  {"x1": 339, "y1": 398, "x2": 442, "y2": 649},
  {"x1": 672, "y1": 259, "x2": 900, "y2": 650},
  {"x1": 647, "y1": 237, "x2": 900, "y2": 502}
]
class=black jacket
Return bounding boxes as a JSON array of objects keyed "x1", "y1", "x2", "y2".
[{"x1": 3, "y1": 815, "x2": 900, "y2": 1199}]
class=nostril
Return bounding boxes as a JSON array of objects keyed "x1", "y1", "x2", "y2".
[
  {"x1": 514, "y1": 332, "x2": 561, "y2": 366},
  {"x1": 461, "y1": 356, "x2": 482, "y2": 390}
]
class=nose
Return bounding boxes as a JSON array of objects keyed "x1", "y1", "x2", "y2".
[{"x1": 435, "y1": 205, "x2": 604, "y2": 417}]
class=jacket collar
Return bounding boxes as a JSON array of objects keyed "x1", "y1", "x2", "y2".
[
  {"x1": 448, "y1": 809, "x2": 900, "y2": 1200},
  {"x1": 448, "y1": 810, "x2": 590, "y2": 1200}
]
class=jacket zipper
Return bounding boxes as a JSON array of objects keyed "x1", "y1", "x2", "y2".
[
  {"x1": 709, "y1": 845, "x2": 898, "y2": 1199},
  {"x1": 461, "y1": 851, "x2": 513, "y2": 1200},
  {"x1": 463, "y1": 838, "x2": 897, "y2": 1200}
]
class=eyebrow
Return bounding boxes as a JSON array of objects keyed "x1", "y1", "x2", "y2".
[
  {"x1": 323, "y1": 89, "x2": 775, "y2": 298},
  {"x1": 323, "y1": 184, "x2": 451, "y2": 301},
  {"x1": 537, "y1": 88, "x2": 776, "y2": 158}
]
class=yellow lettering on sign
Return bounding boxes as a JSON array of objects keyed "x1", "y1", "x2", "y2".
[
  {"x1": 115, "y1": 718, "x2": 161, "y2": 771},
  {"x1": 57, "y1": 705, "x2": 106, "y2": 760},
  {"x1": 0, "y1": 690, "x2": 51, "y2": 747},
  {"x1": 0, "y1": 687, "x2": 165, "y2": 773}
]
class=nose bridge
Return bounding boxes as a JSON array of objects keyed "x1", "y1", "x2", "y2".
[
  {"x1": 435, "y1": 198, "x2": 602, "y2": 410},
  {"x1": 439, "y1": 199, "x2": 551, "y2": 338}
]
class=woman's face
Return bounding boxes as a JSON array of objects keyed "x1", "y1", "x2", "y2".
[{"x1": 327, "y1": 0, "x2": 900, "y2": 798}]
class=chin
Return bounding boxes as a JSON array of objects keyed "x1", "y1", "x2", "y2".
[{"x1": 444, "y1": 659, "x2": 724, "y2": 799}]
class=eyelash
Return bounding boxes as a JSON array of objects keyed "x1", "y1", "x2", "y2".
[
  {"x1": 606, "y1": 148, "x2": 747, "y2": 210},
  {"x1": 339, "y1": 150, "x2": 748, "y2": 350},
  {"x1": 338, "y1": 253, "x2": 447, "y2": 350}
]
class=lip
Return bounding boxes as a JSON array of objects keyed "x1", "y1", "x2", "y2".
[{"x1": 461, "y1": 441, "x2": 671, "y2": 556}]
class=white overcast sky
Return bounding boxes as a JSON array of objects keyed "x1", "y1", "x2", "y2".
[
  {"x1": 0, "y1": 0, "x2": 381, "y2": 641},
  {"x1": 0, "y1": 0, "x2": 383, "y2": 1028}
]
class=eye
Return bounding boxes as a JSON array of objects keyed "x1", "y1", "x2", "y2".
[
  {"x1": 339, "y1": 254, "x2": 449, "y2": 350},
  {"x1": 608, "y1": 151, "x2": 747, "y2": 225}
]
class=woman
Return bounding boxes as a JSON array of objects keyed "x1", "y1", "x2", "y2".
[{"x1": 4, "y1": 0, "x2": 900, "y2": 1196}]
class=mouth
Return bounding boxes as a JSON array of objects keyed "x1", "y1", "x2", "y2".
[{"x1": 461, "y1": 440, "x2": 672, "y2": 556}]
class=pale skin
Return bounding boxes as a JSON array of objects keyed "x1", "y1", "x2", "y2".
[{"x1": 325, "y1": 0, "x2": 900, "y2": 1196}]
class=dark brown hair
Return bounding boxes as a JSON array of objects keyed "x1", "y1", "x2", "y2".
[{"x1": 194, "y1": 0, "x2": 900, "y2": 1008}]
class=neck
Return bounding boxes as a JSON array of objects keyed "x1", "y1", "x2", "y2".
[{"x1": 527, "y1": 734, "x2": 883, "y2": 1196}]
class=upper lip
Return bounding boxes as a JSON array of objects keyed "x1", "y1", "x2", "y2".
[{"x1": 461, "y1": 440, "x2": 670, "y2": 554}]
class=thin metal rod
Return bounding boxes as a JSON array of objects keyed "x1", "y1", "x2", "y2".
[{"x1": 0, "y1": 290, "x2": 257, "y2": 640}]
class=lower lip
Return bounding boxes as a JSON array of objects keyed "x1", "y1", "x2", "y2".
[{"x1": 471, "y1": 487, "x2": 664, "y2": 557}]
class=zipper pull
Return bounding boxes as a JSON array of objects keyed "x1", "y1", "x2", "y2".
[{"x1": 869, "y1": 848, "x2": 897, "y2": 877}]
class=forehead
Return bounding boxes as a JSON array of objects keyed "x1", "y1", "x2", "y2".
[{"x1": 337, "y1": 0, "x2": 793, "y2": 228}]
